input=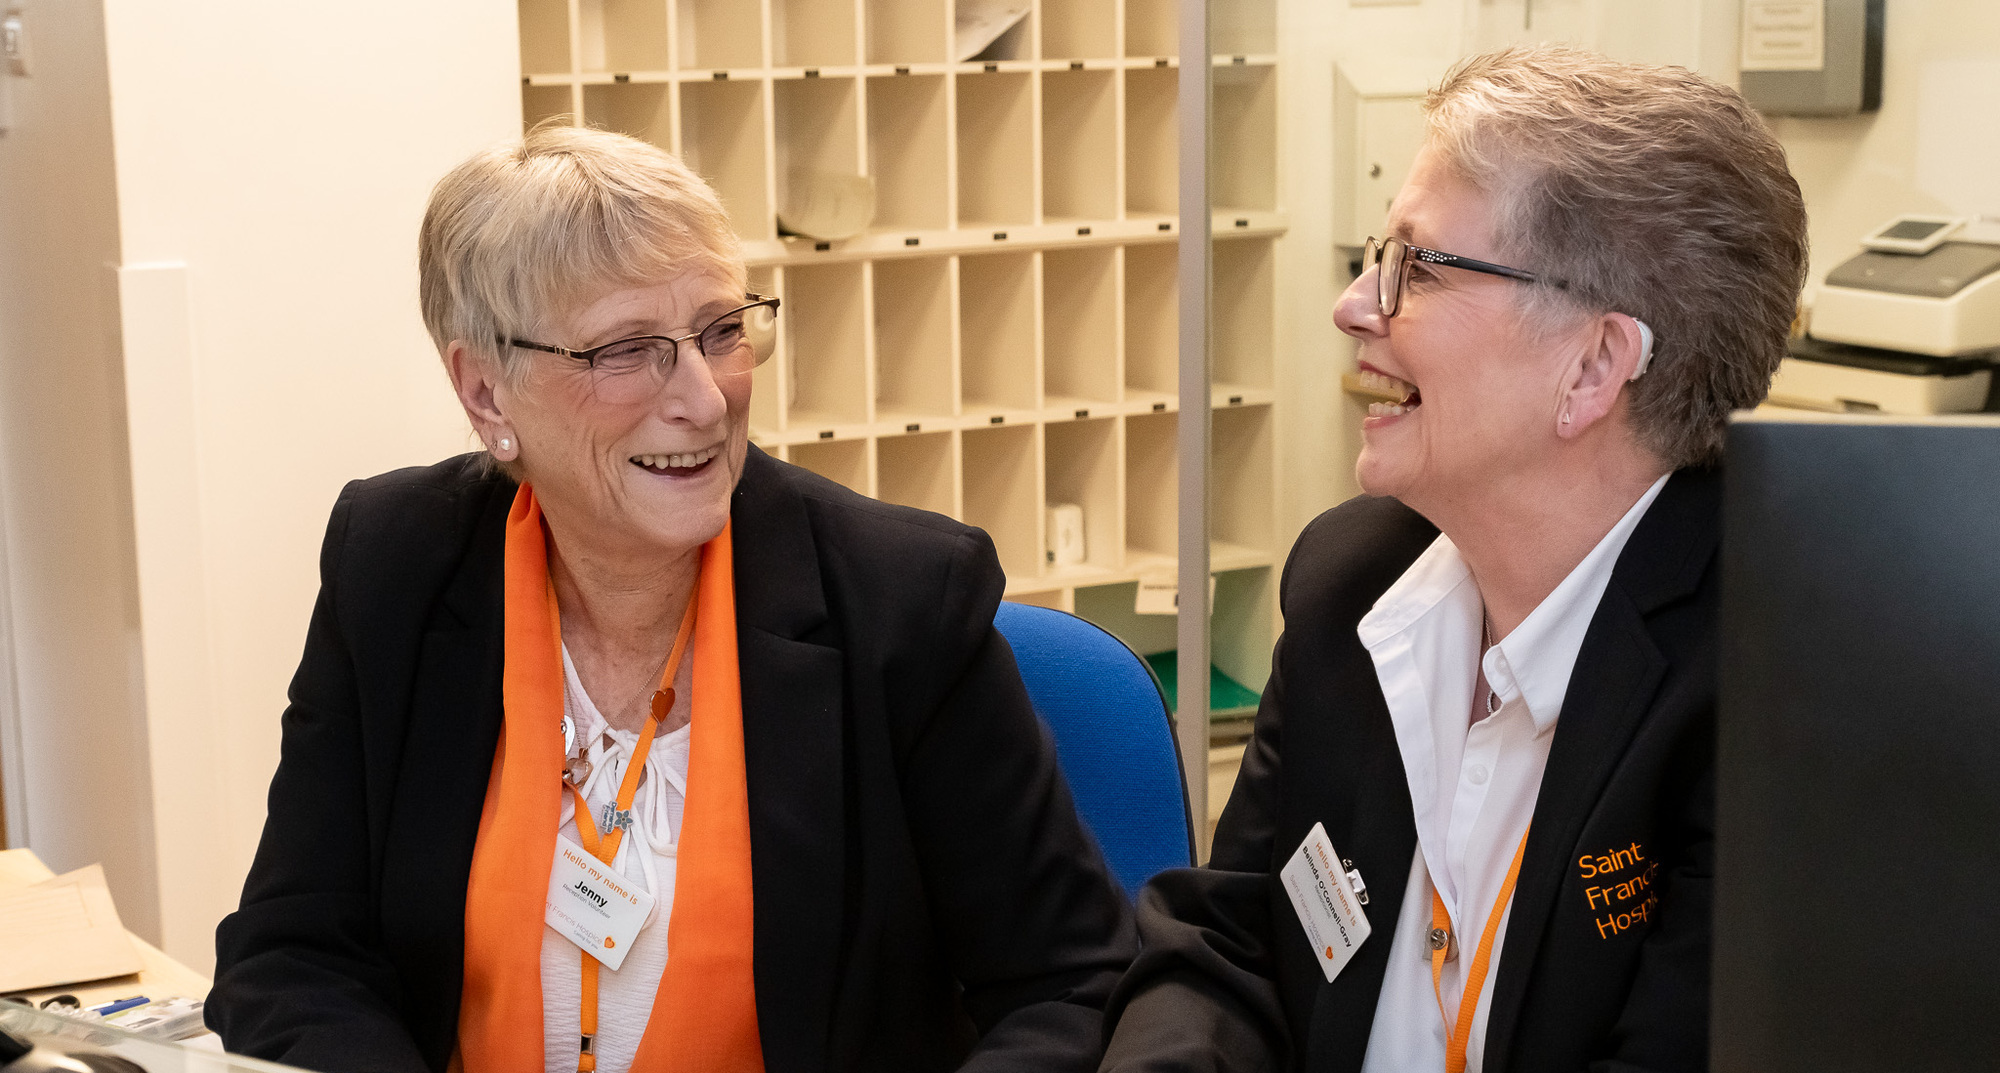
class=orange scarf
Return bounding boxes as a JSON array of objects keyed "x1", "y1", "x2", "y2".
[{"x1": 457, "y1": 484, "x2": 764, "y2": 1073}]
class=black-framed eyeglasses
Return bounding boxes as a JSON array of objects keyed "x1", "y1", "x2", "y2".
[
  {"x1": 1362, "y1": 237, "x2": 1561, "y2": 318},
  {"x1": 503, "y1": 293, "x2": 781, "y2": 399}
]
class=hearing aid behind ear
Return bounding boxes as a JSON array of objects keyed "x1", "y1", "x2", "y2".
[{"x1": 1629, "y1": 319, "x2": 1655, "y2": 381}]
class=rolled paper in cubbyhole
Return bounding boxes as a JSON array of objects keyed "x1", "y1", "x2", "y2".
[
  {"x1": 1047, "y1": 503, "x2": 1086, "y2": 567},
  {"x1": 777, "y1": 169, "x2": 876, "y2": 241}
]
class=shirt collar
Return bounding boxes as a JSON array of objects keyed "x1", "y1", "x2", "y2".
[
  {"x1": 1356, "y1": 535, "x2": 1476, "y2": 650},
  {"x1": 1357, "y1": 473, "x2": 1671, "y2": 734},
  {"x1": 1485, "y1": 474, "x2": 1670, "y2": 732}
]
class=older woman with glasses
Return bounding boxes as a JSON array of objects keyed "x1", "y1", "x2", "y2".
[
  {"x1": 205, "y1": 124, "x2": 1135, "y2": 1073},
  {"x1": 1102, "y1": 46, "x2": 1806, "y2": 1073}
]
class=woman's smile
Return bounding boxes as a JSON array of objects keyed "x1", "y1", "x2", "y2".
[
  {"x1": 629, "y1": 444, "x2": 723, "y2": 477},
  {"x1": 1357, "y1": 362, "x2": 1421, "y2": 427}
]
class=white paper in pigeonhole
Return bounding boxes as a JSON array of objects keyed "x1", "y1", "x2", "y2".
[
  {"x1": 956, "y1": 1, "x2": 1031, "y2": 62},
  {"x1": 777, "y1": 169, "x2": 877, "y2": 241}
]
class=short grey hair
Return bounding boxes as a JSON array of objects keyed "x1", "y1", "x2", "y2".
[
  {"x1": 418, "y1": 122, "x2": 744, "y2": 379},
  {"x1": 1424, "y1": 45, "x2": 1808, "y2": 468}
]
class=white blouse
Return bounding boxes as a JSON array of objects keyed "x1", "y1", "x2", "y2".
[
  {"x1": 540, "y1": 647, "x2": 691, "y2": 1073},
  {"x1": 1355, "y1": 474, "x2": 1669, "y2": 1073}
]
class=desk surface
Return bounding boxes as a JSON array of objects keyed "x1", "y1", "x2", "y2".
[{"x1": 0, "y1": 848, "x2": 212, "y2": 1007}]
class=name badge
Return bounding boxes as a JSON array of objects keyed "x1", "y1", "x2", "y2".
[
  {"x1": 1280, "y1": 822, "x2": 1373, "y2": 983},
  {"x1": 546, "y1": 834, "x2": 655, "y2": 971}
]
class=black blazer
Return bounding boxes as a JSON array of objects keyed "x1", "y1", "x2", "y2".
[
  {"x1": 208, "y1": 448, "x2": 1136, "y2": 1073},
  {"x1": 1102, "y1": 470, "x2": 1719, "y2": 1073}
]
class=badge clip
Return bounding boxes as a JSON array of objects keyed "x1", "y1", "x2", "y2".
[
  {"x1": 1428, "y1": 924, "x2": 1458, "y2": 962},
  {"x1": 1342, "y1": 859, "x2": 1370, "y2": 905}
]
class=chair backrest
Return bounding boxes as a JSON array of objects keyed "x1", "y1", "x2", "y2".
[{"x1": 993, "y1": 602, "x2": 1194, "y2": 896}]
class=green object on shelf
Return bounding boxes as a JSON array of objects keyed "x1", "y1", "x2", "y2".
[{"x1": 1144, "y1": 650, "x2": 1262, "y2": 719}]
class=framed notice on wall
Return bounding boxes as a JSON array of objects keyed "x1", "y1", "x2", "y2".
[
  {"x1": 1738, "y1": 0, "x2": 1881, "y2": 117},
  {"x1": 1741, "y1": 1, "x2": 1825, "y2": 73}
]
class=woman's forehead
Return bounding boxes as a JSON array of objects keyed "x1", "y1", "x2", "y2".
[
  {"x1": 1389, "y1": 158, "x2": 1498, "y2": 255},
  {"x1": 566, "y1": 272, "x2": 741, "y2": 332}
]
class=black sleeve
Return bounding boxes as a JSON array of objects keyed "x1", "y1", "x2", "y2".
[
  {"x1": 206, "y1": 488, "x2": 430, "y2": 1073},
  {"x1": 1097, "y1": 624, "x2": 1295, "y2": 1073},
  {"x1": 895, "y1": 529, "x2": 1140, "y2": 1073}
]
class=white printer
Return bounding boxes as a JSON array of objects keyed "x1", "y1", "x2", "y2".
[{"x1": 1768, "y1": 215, "x2": 2000, "y2": 415}]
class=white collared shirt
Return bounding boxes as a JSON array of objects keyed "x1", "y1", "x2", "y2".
[{"x1": 1355, "y1": 475, "x2": 1668, "y2": 1073}]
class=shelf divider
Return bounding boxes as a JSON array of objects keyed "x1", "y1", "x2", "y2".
[
  {"x1": 520, "y1": 0, "x2": 574, "y2": 74},
  {"x1": 962, "y1": 424, "x2": 1043, "y2": 581},
  {"x1": 1213, "y1": 235, "x2": 1275, "y2": 390},
  {"x1": 790, "y1": 437, "x2": 874, "y2": 494},
  {"x1": 678, "y1": 0, "x2": 766, "y2": 70},
  {"x1": 1043, "y1": 247, "x2": 1122, "y2": 407},
  {"x1": 1124, "y1": 66, "x2": 1177, "y2": 216},
  {"x1": 783, "y1": 261, "x2": 871, "y2": 430},
  {"x1": 875, "y1": 429, "x2": 959, "y2": 517},
  {"x1": 865, "y1": 74, "x2": 950, "y2": 230},
  {"x1": 583, "y1": 82, "x2": 674, "y2": 149},
  {"x1": 774, "y1": 0, "x2": 859, "y2": 67},
  {"x1": 955, "y1": 71, "x2": 1037, "y2": 228},
  {"x1": 872, "y1": 256, "x2": 958, "y2": 425},
  {"x1": 958, "y1": 251, "x2": 1042, "y2": 416},
  {"x1": 1042, "y1": 68, "x2": 1120, "y2": 223},
  {"x1": 680, "y1": 77, "x2": 774, "y2": 239},
  {"x1": 1042, "y1": 0, "x2": 1116, "y2": 63},
  {"x1": 866, "y1": 0, "x2": 949, "y2": 65},
  {"x1": 1044, "y1": 416, "x2": 1124, "y2": 575}
]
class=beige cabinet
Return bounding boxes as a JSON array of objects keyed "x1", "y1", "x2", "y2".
[{"x1": 515, "y1": 0, "x2": 1287, "y2": 707}]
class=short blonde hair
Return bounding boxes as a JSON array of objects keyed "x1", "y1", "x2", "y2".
[
  {"x1": 418, "y1": 123, "x2": 744, "y2": 377},
  {"x1": 1425, "y1": 46, "x2": 1808, "y2": 468}
]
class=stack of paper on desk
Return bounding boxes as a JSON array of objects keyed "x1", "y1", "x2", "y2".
[
  {"x1": 0, "y1": 849, "x2": 211, "y2": 1010},
  {"x1": 0, "y1": 863, "x2": 142, "y2": 993}
]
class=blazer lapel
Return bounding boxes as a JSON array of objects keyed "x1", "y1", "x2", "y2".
[
  {"x1": 1482, "y1": 469, "x2": 1720, "y2": 1073},
  {"x1": 731, "y1": 448, "x2": 848, "y2": 1073},
  {"x1": 380, "y1": 478, "x2": 514, "y2": 1071}
]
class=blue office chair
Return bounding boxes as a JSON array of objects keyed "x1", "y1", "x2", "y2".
[{"x1": 993, "y1": 602, "x2": 1194, "y2": 896}]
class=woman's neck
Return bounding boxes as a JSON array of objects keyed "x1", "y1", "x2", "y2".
[
  {"x1": 544, "y1": 523, "x2": 702, "y2": 732},
  {"x1": 1421, "y1": 450, "x2": 1667, "y2": 642}
]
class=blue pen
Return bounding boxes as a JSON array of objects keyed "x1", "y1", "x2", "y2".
[{"x1": 88, "y1": 996, "x2": 149, "y2": 1016}]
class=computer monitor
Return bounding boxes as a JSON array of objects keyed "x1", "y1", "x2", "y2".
[{"x1": 1716, "y1": 412, "x2": 2000, "y2": 1073}]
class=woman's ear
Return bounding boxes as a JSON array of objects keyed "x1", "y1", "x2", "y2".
[
  {"x1": 1557, "y1": 313, "x2": 1649, "y2": 440},
  {"x1": 445, "y1": 341, "x2": 519, "y2": 460}
]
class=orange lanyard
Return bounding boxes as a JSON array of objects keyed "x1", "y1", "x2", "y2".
[
  {"x1": 557, "y1": 588, "x2": 698, "y2": 1073},
  {"x1": 1429, "y1": 827, "x2": 1531, "y2": 1073}
]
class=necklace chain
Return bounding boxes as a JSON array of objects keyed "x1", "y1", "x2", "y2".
[
  {"x1": 567, "y1": 641, "x2": 675, "y2": 758},
  {"x1": 624, "y1": 645, "x2": 675, "y2": 726}
]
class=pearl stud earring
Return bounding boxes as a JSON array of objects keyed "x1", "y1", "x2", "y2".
[{"x1": 497, "y1": 437, "x2": 513, "y2": 452}]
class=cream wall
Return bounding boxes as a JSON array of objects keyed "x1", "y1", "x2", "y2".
[
  {"x1": 0, "y1": 0, "x2": 519, "y2": 970},
  {"x1": 1274, "y1": 0, "x2": 1470, "y2": 542},
  {"x1": 95, "y1": 0, "x2": 521, "y2": 968},
  {"x1": 0, "y1": 0, "x2": 161, "y2": 942}
]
